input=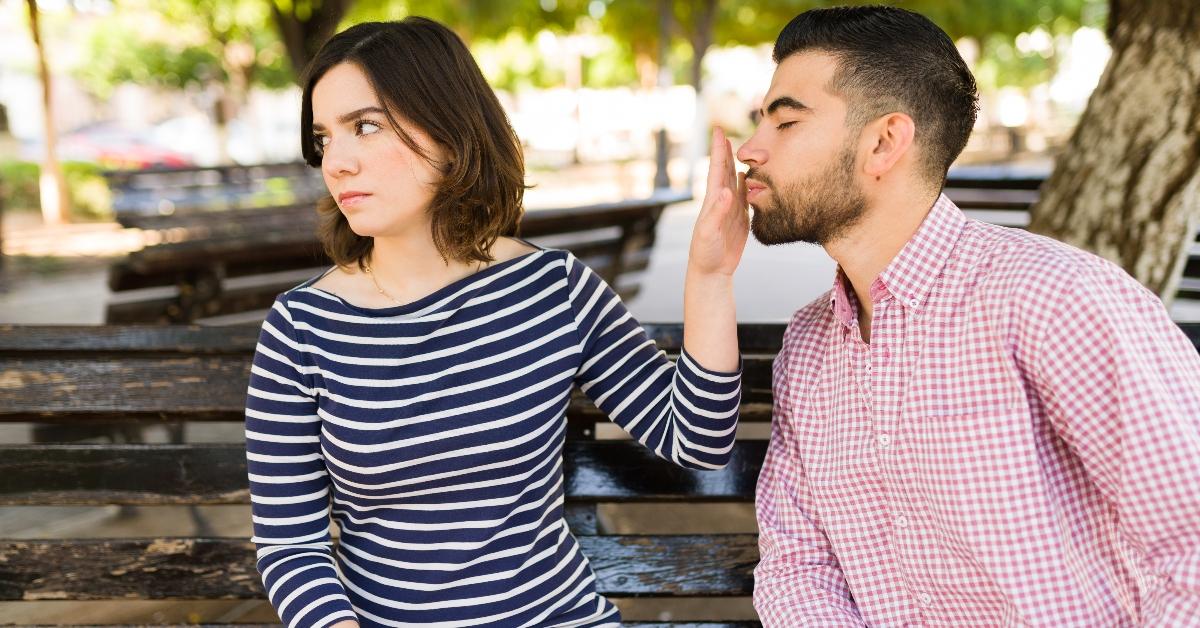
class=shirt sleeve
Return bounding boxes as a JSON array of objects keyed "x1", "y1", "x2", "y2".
[
  {"x1": 564, "y1": 252, "x2": 741, "y2": 470},
  {"x1": 245, "y1": 297, "x2": 358, "y2": 628},
  {"x1": 753, "y1": 336, "x2": 866, "y2": 626},
  {"x1": 1029, "y1": 268, "x2": 1200, "y2": 624}
]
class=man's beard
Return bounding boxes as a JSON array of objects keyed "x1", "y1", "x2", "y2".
[{"x1": 748, "y1": 143, "x2": 867, "y2": 246}]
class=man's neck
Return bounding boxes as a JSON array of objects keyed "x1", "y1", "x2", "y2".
[{"x1": 826, "y1": 187, "x2": 939, "y2": 340}]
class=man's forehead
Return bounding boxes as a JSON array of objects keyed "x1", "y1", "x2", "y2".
[{"x1": 764, "y1": 51, "x2": 839, "y2": 106}]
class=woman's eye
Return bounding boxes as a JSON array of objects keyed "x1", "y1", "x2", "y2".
[
  {"x1": 357, "y1": 120, "x2": 381, "y2": 135},
  {"x1": 776, "y1": 121, "x2": 796, "y2": 131}
]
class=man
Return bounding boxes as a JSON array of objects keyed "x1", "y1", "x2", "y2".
[{"x1": 737, "y1": 6, "x2": 1200, "y2": 625}]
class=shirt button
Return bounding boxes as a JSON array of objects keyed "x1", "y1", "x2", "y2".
[
  {"x1": 894, "y1": 515, "x2": 909, "y2": 528},
  {"x1": 877, "y1": 433, "x2": 892, "y2": 448},
  {"x1": 907, "y1": 297, "x2": 920, "y2": 308},
  {"x1": 918, "y1": 592, "x2": 933, "y2": 606}
]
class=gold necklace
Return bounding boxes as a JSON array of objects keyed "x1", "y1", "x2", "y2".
[
  {"x1": 363, "y1": 257, "x2": 487, "y2": 306},
  {"x1": 362, "y1": 260, "x2": 403, "y2": 305}
]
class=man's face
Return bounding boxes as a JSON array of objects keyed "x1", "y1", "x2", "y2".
[{"x1": 737, "y1": 51, "x2": 868, "y2": 246}]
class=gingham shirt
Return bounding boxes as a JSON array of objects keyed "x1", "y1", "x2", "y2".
[{"x1": 754, "y1": 194, "x2": 1200, "y2": 626}]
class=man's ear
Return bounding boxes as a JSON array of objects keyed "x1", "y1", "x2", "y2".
[{"x1": 861, "y1": 112, "x2": 915, "y2": 180}]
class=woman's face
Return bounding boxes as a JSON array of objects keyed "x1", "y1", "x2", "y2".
[{"x1": 311, "y1": 62, "x2": 446, "y2": 238}]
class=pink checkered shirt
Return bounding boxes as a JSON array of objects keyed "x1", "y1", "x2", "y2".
[{"x1": 754, "y1": 194, "x2": 1200, "y2": 626}]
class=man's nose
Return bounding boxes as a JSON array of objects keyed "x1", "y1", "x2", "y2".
[{"x1": 736, "y1": 135, "x2": 766, "y2": 167}]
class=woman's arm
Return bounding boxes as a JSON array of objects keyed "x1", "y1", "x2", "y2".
[
  {"x1": 246, "y1": 298, "x2": 358, "y2": 628},
  {"x1": 567, "y1": 130, "x2": 747, "y2": 469}
]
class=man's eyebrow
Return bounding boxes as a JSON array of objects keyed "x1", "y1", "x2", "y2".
[
  {"x1": 762, "y1": 96, "x2": 810, "y2": 118},
  {"x1": 312, "y1": 106, "x2": 387, "y2": 131}
]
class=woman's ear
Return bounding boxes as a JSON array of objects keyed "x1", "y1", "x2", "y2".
[{"x1": 861, "y1": 112, "x2": 915, "y2": 180}]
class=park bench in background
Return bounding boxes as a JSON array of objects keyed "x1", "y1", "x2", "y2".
[
  {"x1": 943, "y1": 174, "x2": 1041, "y2": 226},
  {"x1": 104, "y1": 165, "x2": 1200, "y2": 318},
  {"x1": 0, "y1": 322, "x2": 782, "y2": 627},
  {"x1": 102, "y1": 162, "x2": 326, "y2": 218},
  {"x1": 105, "y1": 189, "x2": 689, "y2": 324}
]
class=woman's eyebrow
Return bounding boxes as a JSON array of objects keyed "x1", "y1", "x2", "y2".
[{"x1": 312, "y1": 106, "x2": 387, "y2": 131}]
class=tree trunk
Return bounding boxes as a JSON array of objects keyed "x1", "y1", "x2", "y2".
[
  {"x1": 653, "y1": 0, "x2": 674, "y2": 189},
  {"x1": 1028, "y1": 0, "x2": 1200, "y2": 303},
  {"x1": 686, "y1": 0, "x2": 716, "y2": 94},
  {"x1": 26, "y1": 0, "x2": 68, "y2": 225},
  {"x1": 270, "y1": 0, "x2": 354, "y2": 82},
  {"x1": 683, "y1": 0, "x2": 717, "y2": 190}
]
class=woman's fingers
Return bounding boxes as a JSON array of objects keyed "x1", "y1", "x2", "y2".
[
  {"x1": 706, "y1": 128, "x2": 727, "y2": 203},
  {"x1": 725, "y1": 138, "x2": 737, "y2": 194}
]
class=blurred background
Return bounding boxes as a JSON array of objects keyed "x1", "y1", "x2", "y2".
[
  {"x1": 0, "y1": 0, "x2": 1138, "y2": 326},
  {"x1": 1, "y1": 0, "x2": 1197, "y2": 624}
]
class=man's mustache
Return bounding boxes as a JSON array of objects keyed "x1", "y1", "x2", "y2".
[{"x1": 745, "y1": 168, "x2": 773, "y2": 188}]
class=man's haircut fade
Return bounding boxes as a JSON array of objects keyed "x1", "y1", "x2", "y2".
[{"x1": 773, "y1": 5, "x2": 979, "y2": 186}]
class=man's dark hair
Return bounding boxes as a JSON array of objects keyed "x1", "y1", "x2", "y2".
[
  {"x1": 774, "y1": 6, "x2": 978, "y2": 186},
  {"x1": 300, "y1": 18, "x2": 526, "y2": 267}
]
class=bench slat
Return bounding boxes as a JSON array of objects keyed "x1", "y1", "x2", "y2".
[
  {"x1": 0, "y1": 324, "x2": 787, "y2": 354},
  {"x1": 0, "y1": 535, "x2": 757, "y2": 600},
  {"x1": 26, "y1": 624, "x2": 762, "y2": 628},
  {"x1": 0, "y1": 441, "x2": 766, "y2": 505},
  {"x1": 0, "y1": 357, "x2": 773, "y2": 420},
  {"x1": 28, "y1": 624, "x2": 761, "y2": 628}
]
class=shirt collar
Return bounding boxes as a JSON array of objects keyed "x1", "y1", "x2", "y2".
[
  {"x1": 879, "y1": 193, "x2": 966, "y2": 310},
  {"x1": 828, "y1": 193, "x2": 967, "y2": 320}
]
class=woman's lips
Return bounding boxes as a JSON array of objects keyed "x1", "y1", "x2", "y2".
[{"x1": 338, "y1": 192, "x2": 371, "y2": 207}]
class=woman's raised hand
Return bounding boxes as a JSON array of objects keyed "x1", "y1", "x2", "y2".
[{"x1": 688, "y1": 127, "x2": 749, "y2": 277}]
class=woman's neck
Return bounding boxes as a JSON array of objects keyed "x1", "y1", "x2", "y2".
[{"x1": 365, "y1": 231, "x2": 483, "y2": 305}]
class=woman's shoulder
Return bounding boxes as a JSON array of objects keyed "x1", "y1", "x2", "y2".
[
  {"x1": 490, "y1": 236, "x2": 540, "y2": 263},
  {"x1": 265, "y1": 267, "x2": 345, "y2": 320},
  {"x1": 490, "y1": 237, "x2": 577, "y2": 276}
]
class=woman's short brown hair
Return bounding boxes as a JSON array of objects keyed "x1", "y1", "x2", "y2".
[{"x1": 300, "y1": 18, "x2": 526, "y2": 268}]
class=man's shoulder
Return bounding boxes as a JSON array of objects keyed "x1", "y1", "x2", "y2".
[
  {"x1": 968, "y1": 220, "x2": 1140, "y2": 299},
  {"x1": 964, "y1": 220, "x2": 1160, "y2": 339}
]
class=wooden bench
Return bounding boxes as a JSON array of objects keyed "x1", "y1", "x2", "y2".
[
  {"x1": 103, "y1": 162, "x2": 327, "y2": 218},
  {"x1": 0, "y1": 322, "x2": 781, "y2": 627},
  {"x1": 4, "y1": 318, "x2": 1200, "y2": 624},
  {"x1": 106, "y1": 190, "x2": 689, "y2": 324}
]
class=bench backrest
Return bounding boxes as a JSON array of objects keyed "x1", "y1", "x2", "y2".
[
  {"x1": 104, "y1": 162, "x2": 327, "y2": 218},
  {"x1": 2, "y1": 315, "x2": 1197, "y2": 625},
  {"x1": 0, "y1": 322, "x2": 781, "y2": 626},
  {"x1": 106, "y1": 190, "x2": 688, "y2": 324}
]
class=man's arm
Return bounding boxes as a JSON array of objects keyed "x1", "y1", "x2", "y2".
[
  {"x1": 1028, "y1": 268, "x2": 1200, "y2": 624},
  {"x1": 753, "y1": 344, "x2": 866, "y2": 626}
]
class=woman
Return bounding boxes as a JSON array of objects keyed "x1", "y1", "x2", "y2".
[{"x1": 245, "y1": 17, "x2": 748, "y2": 628}]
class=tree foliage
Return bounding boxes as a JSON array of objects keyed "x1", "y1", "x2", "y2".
[{"x1": 75, "y1": 0, "x2": 291, "y2": 97}]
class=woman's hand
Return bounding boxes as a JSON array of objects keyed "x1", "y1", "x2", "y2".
[
  {"x1": 688, "y1": 127, "x2": 749, "y2": 278},
  {"x1": 681, "y1": 127, "x2": 747, "y2": 373}
]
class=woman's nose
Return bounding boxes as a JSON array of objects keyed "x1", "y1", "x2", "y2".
[{"x1": 321, "y1": 139, "x2": 359, "y2": 178}]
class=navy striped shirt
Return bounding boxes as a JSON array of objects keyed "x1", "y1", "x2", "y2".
[{"x1": 245, "y1": 248, "x2": 742, "y2": 627}]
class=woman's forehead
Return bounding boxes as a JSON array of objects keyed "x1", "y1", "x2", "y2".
[{"x1": 313, "y1": 64, "x2": 380, "y2": 118}]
